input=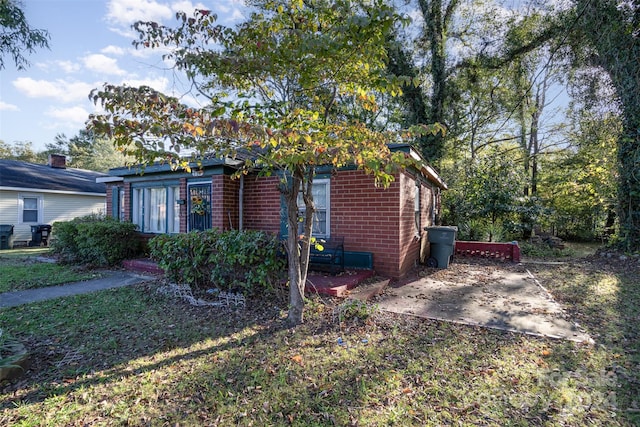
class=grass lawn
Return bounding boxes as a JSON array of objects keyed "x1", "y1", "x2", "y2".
[
  {"x1": 0, "y1": 246, "x2": 638, "y2": 426},
  {"x1": 0, "y1": 248, "x2": 102, "y2": 293}
]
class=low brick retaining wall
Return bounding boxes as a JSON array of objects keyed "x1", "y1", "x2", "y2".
[{"x1": 454, "y1": 241, "x2": 521, "y2": 262}]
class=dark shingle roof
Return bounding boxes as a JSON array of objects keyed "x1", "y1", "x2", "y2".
[{"x1": 0, "y1": 160, "x2": 107, "y2": 194}]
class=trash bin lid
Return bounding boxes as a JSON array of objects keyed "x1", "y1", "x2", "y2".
[{"x1": 425, "y1": 226, "x2": 458, "y2": 232}]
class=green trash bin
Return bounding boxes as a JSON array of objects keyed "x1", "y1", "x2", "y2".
[
  {"x1": 0, "y1": 225, "x2": 14, "y2": 250},
  {"x1": 425, "y1": 226, "x2": 458, "y2": 268}
]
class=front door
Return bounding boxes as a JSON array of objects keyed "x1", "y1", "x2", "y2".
[{"x1": 188, "y1": 183, "x2": 212, "y2": 231}]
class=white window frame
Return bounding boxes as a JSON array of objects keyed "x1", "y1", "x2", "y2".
[
  {"x1": 415, "y1": 182, "x2": 421, "y2": 235},
  {"x1": 131, "y1": 185, "x2": 180, "y2": 234},
  {"x1": 18, "y1": 194, "x2": 43, "y2": 224},
  {"x1": 297, "y1": 179, "x2": 330, "y2": 238}
]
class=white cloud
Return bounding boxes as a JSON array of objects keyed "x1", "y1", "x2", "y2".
[
  {"x1": 120, "y1": 76, "x2": 170, "y2": 93},
  {"x1": 0, "y1": 101, "x2": 19, "y2": 111},
  {"x1": 106, "y1": 0, "x2": 173, "y2": 27},
  {"x1": 58, "y1": 60, "x2": 82, "y2": 73},
  {"x1": 171, "y1": 1, "x2": 207, "y2": 14},
  {"x1": 12, "y1": 78, "x2": 95, "y2": 103},
  {"x1": 82, "y1": 54, "x2": 127, "y2": 76},
  {"x1": 101, "y1": 45, "x2": 126, "y2": 56},
  {"x1": 45, "y1": 106, "x2": 91, "y2": 125}
]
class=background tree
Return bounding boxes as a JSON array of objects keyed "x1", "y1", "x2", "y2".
[
  {"x1": 0, "y1": 140, "x2": 45, "y2": 163},
  {"x1": 0, "y1": 0, "x2": 49, "y2": 70},
  {"x1": 43, "y1": 130, "x2": 130, "y2": 172},
  {"x1": 89, "y1": 1, "x2": 437, "y2": 325}
]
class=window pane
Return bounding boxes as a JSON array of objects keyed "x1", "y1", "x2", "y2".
[
  {"x1": 132, "y1": 189, "x2": 141, "y2": 228},
  {"x1": 23, "y1": 210, "x2": 38, "y2": 222},
  {"x1": 169, "y1": 187, "x2": 180, "y2": 233},
  {"x1": 23, "y1": 198, "x2": 38, "y2": 210},
  {"x1": 22, "y1": 197, "x2": 38, "y2": 223},
  {"x1": 148, "y1": 188, "x2": 166, "y2": 233},
  {"x1": 313, "y1": 210, "x2": 327, "y2": 235}
]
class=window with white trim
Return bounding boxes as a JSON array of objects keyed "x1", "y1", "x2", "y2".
[
  {"x1": 297, "y1": 179, "x2": 330, "y2": 238},
  {"x1": 19, "y1": 195, "x2": 41, "y2": 223},
  {"x1": 131, "y1": 185, "x2": 180, "y2": 233}
]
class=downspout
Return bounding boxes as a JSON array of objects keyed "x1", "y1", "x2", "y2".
[{"x1": 239, "y1": 174, "x2": 244, "y2": 231}]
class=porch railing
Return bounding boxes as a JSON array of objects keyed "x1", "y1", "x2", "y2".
[{"x1": 454, "y1": 241, "x2": 521, "y2": 262}]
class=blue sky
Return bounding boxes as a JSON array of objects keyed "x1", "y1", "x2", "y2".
[{"x1": 0, "y1": 0, "x2": 247, "y2": 151}]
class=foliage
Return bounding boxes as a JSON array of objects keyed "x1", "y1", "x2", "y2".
[
  {"x1": 336, "y1": 299, "x2": 377, "y2": 325},
  {"x1": 0, "y1": 0, "x2": 49, "y2": 70},
  {"x1": 538, "y1": 111, "x2": 619, "y2": 241},
  {"x1": 88, "y1": 1, "x2": 442, "y2": 324},
  {"x1": 0, "y1": 140, "x2": 47, "y2": 163},
  {"x1": 148, "y1": 229, "x2": 285, "y2": 297},
  {"x1": 0, "y1": 329, "x2": 24, "y2": 371},
  {"x1": 441, "y1": 149, "x2": 525, "y2": 241},
  {"x1": 41, "y1": 130, "x2": 130, "y2": 172},
  {"x1": 519, "y1": 241, "x2": 575, "y2": 259},
  {"x1": 50, "y1": 214, "x2": 141, "y2": 266}
]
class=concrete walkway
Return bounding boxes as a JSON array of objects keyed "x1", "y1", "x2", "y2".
[
  {"x1": 0, "y1": 271, "x2": 154, "y2": 309},
  {"x1": 365, "y1": 263, "x2": 593, "y2": 343}
]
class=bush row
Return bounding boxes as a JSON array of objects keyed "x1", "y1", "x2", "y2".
[
  {"x1": 51, "y1": 214, "x2": 142, "y2": 266},
  {"x1": 148, "y1": 229, "x2": 285, "y2": 297}
]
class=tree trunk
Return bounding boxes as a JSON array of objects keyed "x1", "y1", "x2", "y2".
[
  {"x1": 417, "y1": 0, "x2": 459, "y2": 163},
  {"x1": 285, "y1": 173, "x2": 305, "y2": 325},
  {"x1": 576, "y1": 0, "x2": 640, "y2": 251},
  {"x1": 285, "y1": 168, "x2": 316, "y2": 326}
]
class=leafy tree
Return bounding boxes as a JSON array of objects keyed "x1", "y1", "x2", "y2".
[
  {"x1": 441, "y1": 146, "x2": 525, "y2": 241},
  {"x1": 0, "y1": 140, "x2": 45, "y2": 162},
  {"x1": 570, "y1": 0, "x2": 640, "y2": 250},
  {"x1": 89, "y1": 1, "x2": 439, "y2": 325},
  {"x1": 0, "y1": 0, "x2": 49, "y2": 70},
  {"x1": 43, "y1": 130, "x2": 129, "y2": 172},
  {"x1": 539, "y1": 110, "x2": 619, "y2": 240}
]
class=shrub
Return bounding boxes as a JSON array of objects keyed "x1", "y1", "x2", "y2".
[
  {"x1": 149, "y1": 229, "x2": 285, "y2": 297},
  {"x1": 51, "y1": 215, "x2": 141, "y2": 266}
]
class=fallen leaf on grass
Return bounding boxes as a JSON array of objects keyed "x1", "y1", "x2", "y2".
[{"x1": 291, "y1": 354, "x2": 303, "y2": 365}]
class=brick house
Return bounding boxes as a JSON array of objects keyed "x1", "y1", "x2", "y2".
[{"x1": 99, "y1": 144, "x2": 446, "y2": 278}]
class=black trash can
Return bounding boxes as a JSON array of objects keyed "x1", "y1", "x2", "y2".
[
  {"x1": 0, "y1": 225, "x2": 14, "y2": 250},
  {"x1": 425, "y1": 226, "x2": 458, "y2": 268},
  {"x1": 30, "y1": 224, "x2": 52, "y2": 247}
]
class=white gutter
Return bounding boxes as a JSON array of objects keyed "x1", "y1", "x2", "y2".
[
  {"x1": 0, "y1": 186, "x2": 106, "y2": 197},
  {"x1": 409, "y1": 148, "x2": 448, "y2": 190},
  {"x1": 239, "y1": 174, "x2": 244, "y2": 231},
  {"x1": 96, "y1": 176, "x2": 124, "y2": 183}
]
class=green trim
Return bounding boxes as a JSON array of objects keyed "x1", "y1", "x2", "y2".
[
  {"x1": 344, "y1": 251, "x2": 373, "y2": 270},
  {"x1": 111, "y1": 187, "x2": 119, "y2": 218},
  {"x1": 131, "y1": 180, "x2": 181, "y2": 189}
]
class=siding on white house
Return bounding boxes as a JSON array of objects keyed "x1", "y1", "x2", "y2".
[{"x1": 0, "y1": 190, "x2": 106, "y2": 244}]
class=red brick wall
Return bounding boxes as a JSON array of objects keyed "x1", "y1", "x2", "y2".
[
  {"x1": 179, "y1": 178, "x2": 187, "y2": 232},
  {"x1": 211, "y1": 175, "x2": 240, "y2": 230},
  {"x1": 397, "y1": 172, "x2": 420, "y2": 277},
  {"x1": 242, "y1": 175, "x2": 281, "y2": 234},
  {"x1": 330, "y1": 170, "x2": 403, "y2": 277},
  {"x1": 105, "y1": 184, "x2": 114, "y2": 218}
]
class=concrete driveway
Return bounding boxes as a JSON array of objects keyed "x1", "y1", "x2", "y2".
[{"x1": 370, "y1": 260, "x2": 592, "y2": 342}]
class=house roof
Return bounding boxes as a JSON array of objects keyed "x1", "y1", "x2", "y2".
[
  {"x1": 0, "y1": 159, "x2": 108, "y2": 195},
  {"x1": 106, "y1": 143, "x2": 447, "y2": 189}
]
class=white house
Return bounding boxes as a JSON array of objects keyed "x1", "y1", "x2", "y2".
[{"x1": 0, "y1": 155, "x2": 107, "y2": 247}]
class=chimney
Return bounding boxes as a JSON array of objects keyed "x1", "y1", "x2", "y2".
[{"x1": 48, "y1": 154, "x2": 66, "y2": 169}]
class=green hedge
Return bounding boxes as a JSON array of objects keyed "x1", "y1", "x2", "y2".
[
  {"x1": 149, "y1": 229, "x2": 285, "y2": 297},
  {"x1": 51, "y1": 214, "x2": 141, "y2": 266}
]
